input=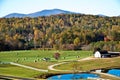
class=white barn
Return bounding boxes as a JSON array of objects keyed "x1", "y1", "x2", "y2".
[
  {"x1": 94, "y1": 51, "x2": 101, "y2": 58},
  {"x1": 94, "y1": 50, "x2": 110, "y2": 58}
]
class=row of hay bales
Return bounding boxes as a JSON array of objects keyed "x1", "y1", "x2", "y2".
[{"x1": 0, "y1": 61, "x2": 10, "y2": 64}]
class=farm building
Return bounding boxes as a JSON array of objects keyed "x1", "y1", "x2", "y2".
[{"x1": 94, "y1": 50, "x2": 120, "y2": 58}]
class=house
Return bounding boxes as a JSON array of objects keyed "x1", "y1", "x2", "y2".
[{"x1": 94, "y1": 50, "x2": 120, "y2": 58}]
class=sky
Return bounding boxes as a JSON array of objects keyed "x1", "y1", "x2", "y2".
[{"x1": 0, "y1": 0, "x2": 120, "y2": 17}]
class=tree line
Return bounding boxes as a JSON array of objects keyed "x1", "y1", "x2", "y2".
[{"x1": 0, "y1": 14, "x2": 120, "y2": 51}]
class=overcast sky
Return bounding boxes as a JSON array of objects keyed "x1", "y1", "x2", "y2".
[{"x1": 0, "y1": 0, "x2": 120, "y2": 17}]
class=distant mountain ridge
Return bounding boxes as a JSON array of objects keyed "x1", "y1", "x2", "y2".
[
  {"x1": 4, "y1": 9, "x2": 76, "y2": 18},
  {"x1": 4, "y1": 9, "x2": 117, "y2": 18}
]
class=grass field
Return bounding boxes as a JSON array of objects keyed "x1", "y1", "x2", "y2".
[
  {"x1": 55, "y1": 57, "x2": 120, "y2": 71},
  {"x1": 0, "y1": 64, "x2": 42, "y2": 78},
  {"x1": 0, "y1": 50, "x2": 92, "y2": 63},
  {"x1": 0, "y1": 50, "x2": 92, "y2": 78}
]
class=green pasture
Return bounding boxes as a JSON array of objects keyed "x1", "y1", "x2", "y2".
[{"x1": 0, "y1": 50, "x2": 92, "y2": 63}]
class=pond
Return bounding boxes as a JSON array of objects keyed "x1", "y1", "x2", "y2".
[
  {"x1": 92, "y1": 68, "x2": 120, "y2": 78},
  {"x1": 47, "y1": 73, "x2": 99, "y2": 80},
  {"x1": 107, "y1": 69, "x2": 120, "y2": 77}
]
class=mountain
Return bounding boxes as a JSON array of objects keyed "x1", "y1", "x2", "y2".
[
  {"x1": 27, "y1": 9, "x2": 75, "y2": 17},
  {"x1": 4, "y1": 9, "x2": 75, "y2": 18},
  {"x1": 5, "y1": 13, "x2": 26, "y2": 18}
]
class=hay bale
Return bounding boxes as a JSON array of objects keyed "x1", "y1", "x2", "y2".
[{"x1": 34, "y1": 60, "x2": 37, "y2": 62}]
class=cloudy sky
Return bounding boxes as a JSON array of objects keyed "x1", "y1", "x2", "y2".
[{"x1": 0, "y1": 0, "x2": 120, "y2": 17}]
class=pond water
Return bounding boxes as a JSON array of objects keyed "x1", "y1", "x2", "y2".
[
  {"x1": 47, "y1": 69, "x2": 120, "y2": 80},
  {"x1": 107, "y1": 69, "x2": 120, "y2": 77},
  {"x1": 47, "y1": 73, "x2": 99, "y2": 80},
  {"x1": 92, "y1": 68, "x2": 120, "y2": 78}
]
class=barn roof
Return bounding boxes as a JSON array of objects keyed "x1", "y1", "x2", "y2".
[
  {"x1": 99, "y1": 50, "x2": 108, "y2": 54},
  {"x1": 108, "y1": 51, "x2": 120, "y2": 55}
]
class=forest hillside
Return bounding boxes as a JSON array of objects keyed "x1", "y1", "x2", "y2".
[{"x1": 0, "y1": 14, "x2": 120, "y2": 51}]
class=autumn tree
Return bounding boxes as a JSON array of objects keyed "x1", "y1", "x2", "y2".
[
  {"x1": 53, "y1": 52, "x2": 60, "y2": 60},
  {"x1": 33, "y1": 28, "x2": 40, "y2": 48},
  {"x1": 74, "y1": 37, "x2": 80, "y2": 49}
]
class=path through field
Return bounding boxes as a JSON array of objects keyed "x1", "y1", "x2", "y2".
[
  {"x1": 10, "y1": 62, "x2": 48, "y2": 72},
  {"x1": 48, "y1": 57, "x2": 94, "y2": 71},
  {"x1": 48, "y1": 62, "x2": 70, "y2": 72}
]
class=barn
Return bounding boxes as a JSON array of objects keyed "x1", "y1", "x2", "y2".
[{"x1": 94, "y1": 50, "x2": 120, "y2": 58}]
